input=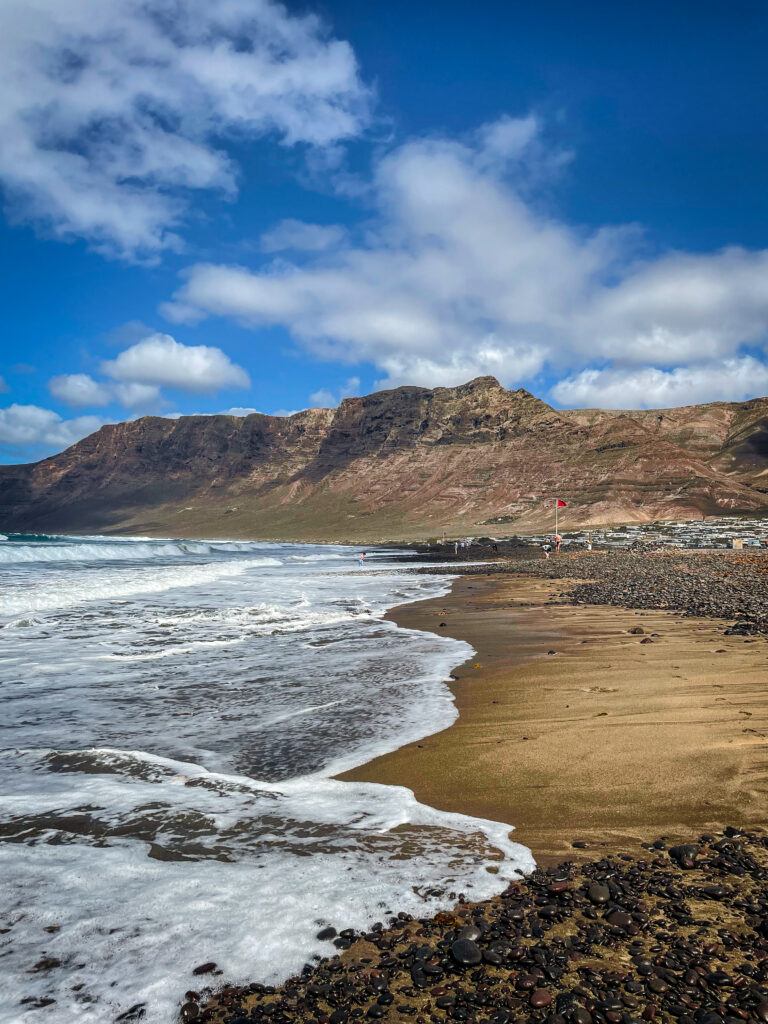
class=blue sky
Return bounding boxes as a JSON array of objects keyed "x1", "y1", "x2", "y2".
[{"x1": 2, "y1": 0, "x2": 768, "y2": 463}]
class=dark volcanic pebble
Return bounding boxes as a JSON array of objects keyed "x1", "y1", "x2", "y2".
[
  {"x1": 191, "y1": 962, "x2": 217, "y2": 976},
  {"x1": 450, "y1": 937, "x2": 482, "y2": 966},
  {"x1": 531, "y1": 989, "x2": 552, "y2": 1008},
  {"x1": 588, "y1": 882, "x2": 610, "y2": 904}
]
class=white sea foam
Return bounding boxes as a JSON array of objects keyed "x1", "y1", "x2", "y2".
[
  {"x1": 0, "y1": 750, "x2": 533, "y2": 1024},
  {"x1": 0, "y1": 537, "x2": 533, "y2": 1024},
  {"x1": 0, "y1": 557, "x2": 281, "y2": 619}
]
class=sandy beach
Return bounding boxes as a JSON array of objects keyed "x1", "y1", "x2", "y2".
[{"x1": 340, "y1": 570, "x2": 768, "y2": 863}]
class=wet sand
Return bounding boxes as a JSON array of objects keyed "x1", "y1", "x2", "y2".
[{"x1": 339, "y1": 573, "x2": 768, "y2": 863}]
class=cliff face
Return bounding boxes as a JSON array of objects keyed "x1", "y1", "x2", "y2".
[{"x1": 1, "y1": 377, "x2": 767, "y2": 541}]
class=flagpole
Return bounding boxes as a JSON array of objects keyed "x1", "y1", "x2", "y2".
[{"x1": 555, "y1": 499, "x2": 558, "y2": 538}]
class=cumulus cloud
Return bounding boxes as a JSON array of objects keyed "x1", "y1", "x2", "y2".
[
  {"x1": 309, "y1": 376, "x2": 360, "y2": 407},
  {"x1": 551, "y1": 357, "x2": 768, "y2": 409},
  {"x1": 102, "y1": 333, "x2": 250, "y2": 392},
  {"x1": 43, "y1": 335, "x2": 249, "y2": 425},
  {"x1": 162, "y1": 115, "x2": 768, "y2": 405},
  {"x1": 111, "y1": 382, "x2": 165, "y2": 411},
  {"x1": 49, "y1": 373, "x2": 111, "y2": 407},
  {"x1": 47, "y1": 371, "x2": 165, "y2": 413},
  {"x1": 0, "y1": 404, "x2": 106, "y2": 457},
  {"x1": 261, "y1": 219, "x2": 347, "y2": 253},
  {"x1": 0, "y1": 0, "x2": 369, "y2": 260}
]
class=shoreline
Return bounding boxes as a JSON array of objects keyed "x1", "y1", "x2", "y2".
[
  {"x1": 339, "y1": 569, "x2": 768, "y2": 864},
  {"x1": 199, "y1": 552, "x2": 768, "y2": 1024}
]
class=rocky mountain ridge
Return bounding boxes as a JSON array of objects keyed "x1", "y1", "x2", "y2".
[{"x1": 1, "y1": 377, "x2": 767, "y2": 540}]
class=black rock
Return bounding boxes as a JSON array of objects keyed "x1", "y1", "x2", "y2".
[
  {"x1": 450, "y1": 938, "x2": 482, "y2": 966},
  {"x1": 606, "y1": 910, "x2": 632, "y2": 930},
  {"x1": 669, "y1": 845, "x2": 699, "y2": 869},
  {"x1": 588, "y1": 883, "x2": 611, "y2": 904},
  {"x1": 191, "y1": 962, "x2": 217, "y2": 976}
]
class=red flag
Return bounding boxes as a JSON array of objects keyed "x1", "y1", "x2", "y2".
[{"x1": 557, "y1": 499, "x2": 567, "y2": 507}]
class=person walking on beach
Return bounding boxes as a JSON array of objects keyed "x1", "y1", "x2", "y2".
[
  {"x1": 358, "y1": 551, "x2": 366, "y2": 567},
  {"x1": 554, "y1": 533, "x2": 562, "y2": 554},
  {"x1": 542, "y1": 542, "x2": 552, "y2": 559},
  {"x1": 454, "y1": 541, "x2": 459, "y2": 555}
]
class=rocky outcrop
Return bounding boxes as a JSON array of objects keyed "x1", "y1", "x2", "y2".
[{"x1": 1, "y1": 377, "x2": 767, "y2": 540}]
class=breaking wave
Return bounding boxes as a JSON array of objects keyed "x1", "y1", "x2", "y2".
[{"x1": 0, "y1": 537, "x2": 280, "y2": 564}]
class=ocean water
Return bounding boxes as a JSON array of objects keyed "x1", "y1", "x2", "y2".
[{"x1": 0, "y1": 535, "x2": 534, "y2": 1023}]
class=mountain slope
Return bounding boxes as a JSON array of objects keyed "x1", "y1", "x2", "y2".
[{"x1": 1, "y1": 377, "x2": 767, "y2": 541}]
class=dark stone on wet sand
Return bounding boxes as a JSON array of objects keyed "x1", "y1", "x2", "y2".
[
  {"x1": 316, "y1": 926, "x2": 337, "y2": 940},
  {"x1": 530, "y1": 989, "x2": 552, "y2": 1008},
  {"x1": 588, "y1": 882, "x2": 610, "y2": 904},
  {"x1": 606, "y1": 909, "x2": 632, "y2": 929},
  {"x1": 450, "y1": 937, "x2": 482, "y2": 966}
]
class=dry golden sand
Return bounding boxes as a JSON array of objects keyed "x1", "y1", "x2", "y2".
[{"x1": 339, "y1": 574, "x2": 768, "y2": 864}]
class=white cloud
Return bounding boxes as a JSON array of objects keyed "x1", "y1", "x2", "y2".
[
  {"x1": 162, "y1": 115, "x2": 768, "y2": 405},
  {"x1": 48, "y1": 373, "x2": 111, "y2": 407},
  {"x1": 47, "y1": 371, "x2": 166, "y2": 413},
  {"x1": 161, "y1": 118, "x2": 618, "y2": 388},
  {"x1": 102, "y1": 333, "x2": 250, "y2": 393},
  {"x1": 111, "y1": 382, "x2": 165, "y2": 411},
  {"x1": 0, "y1": 404, "x2": 106, "y2": 456},
  {"x1": 0, "y1": 0, "x2": 369, "y2": 260},
  {"x1": 581, "y1": 248, "x2": 768, "y2": 365},
  {"x1": 551, "y1": 357, "x2": 768, "y2": 409},
  {"x1": 309, "y1": 376, "x2": 360, "y2": 407},
  {"x1": 261, "y1": 219, "x2": 346, "y2": 253}
]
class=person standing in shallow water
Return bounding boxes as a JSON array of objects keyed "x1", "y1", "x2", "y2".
[{"x1": 358, "y1": 551, "x2": 366, "y2": 567}]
